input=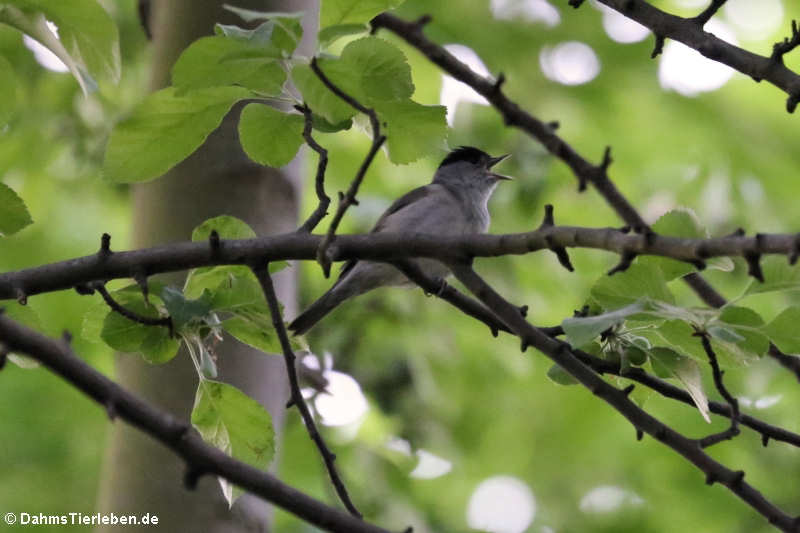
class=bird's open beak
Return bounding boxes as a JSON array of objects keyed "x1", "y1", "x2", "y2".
[{"x1": 488, "y1": 153, "x2": 512, "y2": 180}]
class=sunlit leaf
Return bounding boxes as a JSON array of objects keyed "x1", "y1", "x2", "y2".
[
  {"x1": 562, "y1": 302, "x2": 645, "y2": 349},
  {"x1": 0, "y1": 182, "x2": 32, "y2": 236},
  {"x1": 649, "y1": 347, "x2": 710, "y2": 423},
  {"x1": 591, "y1": 263, "x2": 674, "y2": 310},
  {"x1": 104, "y1": 86, "x2": 250, "y2": 183},
  {"x1": 238, "y1": 104, "x2": 305, "y2": 167},
  {"x1": 320, "y1": 0, "x2": 405, "y2": 29},
  {"x1": 191, "y1": 380, "x2": 275, "y2": 505},
  {"x1": 376, "y1": 100, "x2": 448, "y2": 164}
]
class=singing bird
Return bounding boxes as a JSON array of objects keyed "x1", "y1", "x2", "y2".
[{"x1": 289, "y1": 146, "x2": 511, "y2": 335}]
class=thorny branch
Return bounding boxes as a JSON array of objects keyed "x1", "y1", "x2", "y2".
[
  {"x1": 251, "y1": 265, "x2": 362, "y2": 518},
  {"x1": 0, "y1": 314, "x2": 389, "y2": 533},
  {"x1": 582, "y1": 1, "x2": 800, "y2": 112},
  {"x1": 4, "y1": 226, "x2": 800, "y2": 302},
  {"x1": 696, "y1": 331, "x2": 741, "y2": 448},
  {"x1": 446, "y1": 261, "x2": 797, "y2": 531}
]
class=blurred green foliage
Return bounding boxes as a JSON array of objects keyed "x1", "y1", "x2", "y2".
[{"x1": 2, "y1": 1, "x2": 800, "y2": 532}]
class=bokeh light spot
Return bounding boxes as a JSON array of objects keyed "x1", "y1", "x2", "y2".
[
  {"x1": 540, "y1": 41, "x2": 600, "y2": 85},
  {"x1": 467, "y1": 476, "x2": 536, "y2": 533}
]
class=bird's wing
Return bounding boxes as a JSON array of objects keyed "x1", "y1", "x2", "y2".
[
  {"x1": 371, "y1": 184, "x2": 438, "y2": 233},
  {"x1": 331, "y1": 185, "x2": 440, "y2": 288}
]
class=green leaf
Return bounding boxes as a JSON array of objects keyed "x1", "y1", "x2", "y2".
[
  {"x1": 160, "y1": 286, "x2": 211, "y2": 331},
  {"x1": 0, "y1": 182, "x2": 33, "y2": 236},
  {"x1": 292, "y1": 37, "x2": 413, "y2": 123},
  {"x1": 649, "y1": 347, "x2": 710, "y2": 423},
  {"x1": 104, "y1": 86, "x2": 250, "y2": 183},
  {"x1": 221, "y1": 6, "x2": 304, "y2": 54},
  {"x1": 338, "y1": 37, "x2": 413, "y2": 102},
  {"x1": 311, "y1": 113, "x2": 352, "y2": 133},
  {"x1": 191, "y1": 380, "x2": 275, "y2": 505},
  {"x1": 99, "y1": 288, "x2": 179, "y2": 364},
  {"x1": 591, "y1": 263, "x2": 674, "y2": 310},
  {"x1": 318, "y1": 23, "x2": 369, "y2": 48},
  {"x1": 320, "y1": 0, "x2": 405, "y2": 29},
  {"x1": 221, "y1": 315, "x2": 281, "y2": 353},
  {"x1": 0, "y1": 0, "x2": 120, "y2": 92},
  {"x1": 238, "y1": 104, "x2": 305, "y2": 167},
  {"x1": 376, "y1": 100, "x2": 448, "y2": 164},
  {"x1": 171, "y1": 34, "x2": 286, "y2": 94},
  {"x1": 546, "y1": 363, "x2": 578, "y2": 385},
  {"x1": 762, "y1": 306, "x2": 800, "y2": 354},
  {"x1": 743, "y1": 256, "x2": 800, "y2": 296},
  {"x1": 0, "y1": 54, "x2": 17, "y2": 125},
  {"x1": 191, "y1": 214, "x2": 257, "y2": 241},
  {"x1": 292, "y1": 63, "x2": 356, "y2": 124},
  {"x1": 640, "y1": 208, "x2": 703, "y2": 281},
  {"x1": 562, "y1": 302, "x2": 645, "y2": 349}
]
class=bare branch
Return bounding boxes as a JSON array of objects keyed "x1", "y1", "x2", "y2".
[
  {"x1": 296, "y1": 104, "x2": 331, "y2": 234},
  {"x1": 251, "y1": 265, "x2": 362, "y2": 518},
  {"x1": 5, "y1": 226, "x2": 800, "y2": 302},
  {"x1": 309, "y1": 57, "x2": 387, "y2": 277},
  {"x1": 446, "y1": 262, "x2": 797, "y2": 531},
  {"x1": 0, "y1": 314, "x2": 389, "y2": 533}
]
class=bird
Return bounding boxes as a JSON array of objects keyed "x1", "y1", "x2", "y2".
[{"x1": 288, "y1": 146, "x2": 511, "y2": 335}]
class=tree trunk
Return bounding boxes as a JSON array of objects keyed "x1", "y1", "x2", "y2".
[{"x1": 96, "y1": 1, "x2": 316, "y2": 531}]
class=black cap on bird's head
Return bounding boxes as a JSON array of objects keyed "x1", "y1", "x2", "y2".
[{"x1": 438, "y1": 146, "x2": 511, "y2": 180}]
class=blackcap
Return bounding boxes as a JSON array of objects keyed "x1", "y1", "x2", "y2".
[{"x1": 289, "y1": 146, "x2": 510, "y2": 335}]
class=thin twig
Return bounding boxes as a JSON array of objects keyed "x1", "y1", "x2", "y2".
[
  {"x1": 309, "y1": 57, "x2": 387, "y2": 277},
  {"x1": 697, "y1": 332, "x2": 740, "y2": 448},
  {"x1": 0, "y1": 313, "x2": 388, "y2": 533},
  {"x1": 93, "y1": 282, "x2": 173, "y2": 333},
  {"x1": 251, "y1": 264, "x2": 362, "y2": 518},
  {"x1": 692, "y1": 0, "x2": 727, "y2": 27},
  {"x1": 296, "y1": 104, "x2": 331, "y2": 234}
]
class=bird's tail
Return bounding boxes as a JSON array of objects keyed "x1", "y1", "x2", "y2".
[{"x1": 288, "y1": 288, "x2": 342, "y2": 336}]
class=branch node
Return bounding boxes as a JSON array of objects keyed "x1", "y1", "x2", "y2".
[
  {"x1": 618, "y1": 225, "x2": 631, "y2": 234},
  {"x1": 789, "y1": 234, "x2": 800, "y2": 265},
  {"x1": 771, "y1": 19, "x2": 800, "y2": 64},
  {"x1": 622, "y1": 384, "x2": 635, "y2": 396},
  {"x1": 61, "y1": 330, "x2": 72, "y2": 345},
  {"x1": 134, "y1": 271, "x2": 150, "y2": 304},
  {"x1": 744, "y1": 251, "x2": 764, "y2": 283},
  {"x1": 727, "y1": 227, "x2": 746, "y2": 238},
  {"x1": 183, "y1": 467, "x2": 203, "y2": 490},
  {"x1": 598, "y1": 146, "x2": 612, "y2": 175},
  {"x1": 492, "y1": 72, "x2": 506, "y2": 94},
  {"x1": 546, "y1": 120, "x2": 560, "y2": 131},
  {"x1": 208, "y1": 229, "x2": 221, "y2": 256},
  {"x1": 15, "y1": 287, "x2": 27, "y2": 305},
  {"x1": 651, "y1": 35, "x2": 665, "y2": 58},
  {"x1": 540, "y1": 204, "x2": 555, "y2": 227},
  {"x1": 636, "y1": 428, "x2": 644, "y2": 441},
  {"x1": 105, "y1": 400, "x2": 117, "y2": 421},
  {"x1": 567, "y1": 0, "x2": 586, "y2": 7},
  {"x1": 74, "y1": 283, "x2": 95, "y2": 296},
  {"x1": 730, "y1": 470, "x2": 745, "y2": 486},
  {"x1": 705, "y1": 472, "x2": 717, "y2": 486},
  {"x1": 607, "y1": 251, "x2": 637, "y2": 276},
  {"x1": 99, "y1": 233, "x2": 112, "y2": 258},
  {"x1": 762, "y1": 433, "x2": 770, "y2": 447},
  {"x1": 520, "y1": 338, "x2": 530, "y2": 352},
  {"x1": 787, "y1": 91, "x2": 800, "y2": 114},
  {"x1": 692, "y1": 0, "x2": 727, "y2": 28},
  {"x1": 519, "y1": 305, "x2": 529, "y2": 318},
  {"x1": 413, "y1": 14, "x2": 432, "y2": 29}
]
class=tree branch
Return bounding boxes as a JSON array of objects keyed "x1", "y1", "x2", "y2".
[
  {"x1": 4, "y1": 226, "x2": 800, "y2": 302},
  {"x1": 585, "y1": 1, "x2": 800, "y2": 113},
  {"x1": 310, "y1": 57, "x2": 387, "y2": 277},
  {"x1": 296, "y1": 104, "x2": 331, "y2": 234},
  {"x1": 369, "y1": 12, "x2": 728, "y2": 312},
  {"x1": 446, "y1": 261, "x2": 797, "y2": 532},
  {"x1": 251, "y1": 265, "x2": 362, "y2": 518},
  {"x1": 0, "y1": 314, "x2": 390, "y2": 533}
]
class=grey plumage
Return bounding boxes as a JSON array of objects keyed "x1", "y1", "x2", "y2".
[{"x1": 289, "y1": 146, "x2": 510, "y2": 335}]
